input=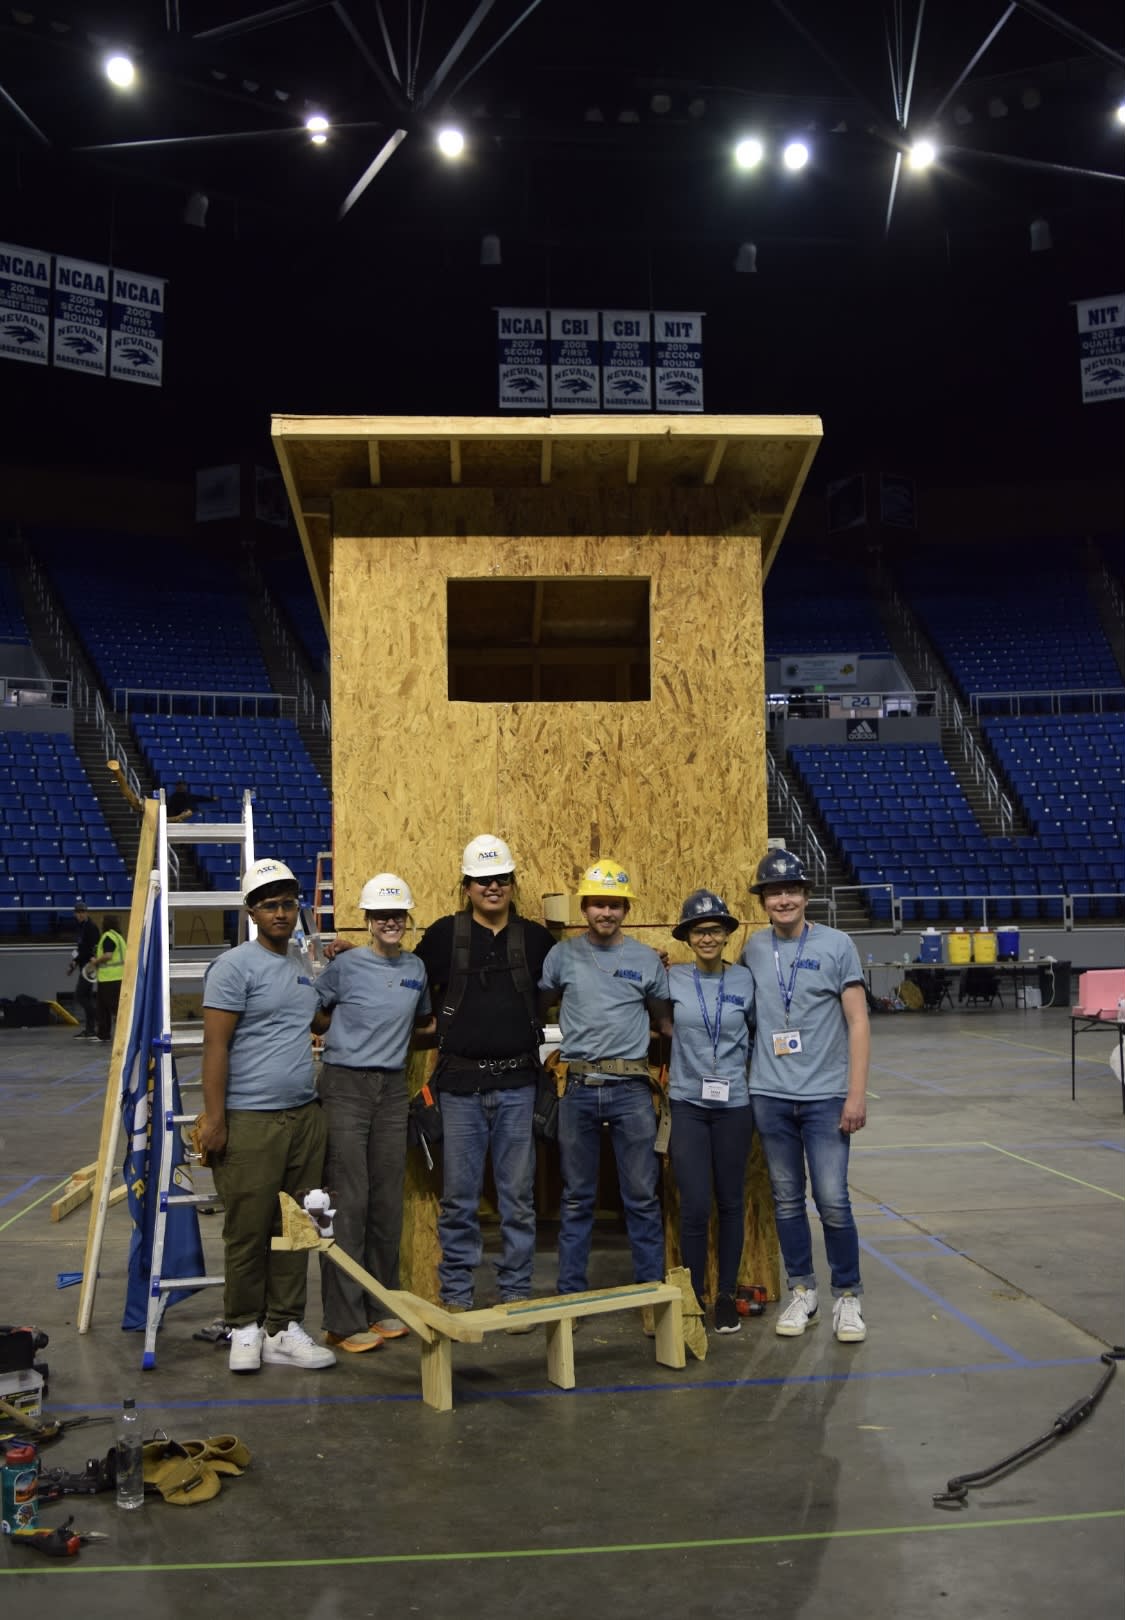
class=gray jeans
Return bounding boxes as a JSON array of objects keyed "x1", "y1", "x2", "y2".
[{"x1": 317, "y1": 1063, "x2": 409, "y2": 1336}]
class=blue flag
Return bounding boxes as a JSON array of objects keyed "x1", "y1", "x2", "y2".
[{"x1": 121, "y1": 900, "x2": 205, "y2": 1331}]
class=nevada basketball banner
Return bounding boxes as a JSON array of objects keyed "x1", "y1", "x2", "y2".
[
  {"x1": 1076, "y1": 293, "x2": 1125, "y2": 405},
  {"x1": 52, "y1": 256, "x2": 110, "y2": 377},
  {"x1": 549, "y1": 309, "x2": 600, "y2": 409},
  {"x1": 109, "y1": 267, "x2": 166, "y2": 386},
  {"x1": 601, "y1": 311, "x2": 652, "y2": 410},
  {"x1": 497, "y1": 307, "x2": 548, "y2": 410},
  {"x1": 654, "y1": 312, "x2": 704, "y2": 412},
  {"x1": 0, "y1": 240, "x2": 51, "y2": 366}
]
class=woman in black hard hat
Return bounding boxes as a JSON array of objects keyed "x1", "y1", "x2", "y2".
[{"x1": 666, "y1": 889, "x2": 755, "y2": 1333}]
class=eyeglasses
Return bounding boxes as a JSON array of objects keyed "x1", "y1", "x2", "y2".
[
  {"x1": 689, "y1": 926, "x2": 727, "y2": 940},
  {"x1": 470, "y1": 874, "x2": 514, "y2": 888},
  {"x1": 252, "y1": 897, "x2": 299, "y2": 914}
]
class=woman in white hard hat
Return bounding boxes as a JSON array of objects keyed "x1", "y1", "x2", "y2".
[
  {"x1": 312, "y1": 873, "x2": 434, "y2": 1353},
  {"x1": 666, "y1": 889, "x2": 755, "y2": 1334}
]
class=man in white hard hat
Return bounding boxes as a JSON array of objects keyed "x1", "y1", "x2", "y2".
[
  {"x1": 414, "y1": 835, "x2": 556, "y2": 1316},
  {"x1": 539, "y1": 861, "x2": 672, "y2": 1297},
  {"x1": 200, "y1": 857, "x2": 336, "y2": 1375}
]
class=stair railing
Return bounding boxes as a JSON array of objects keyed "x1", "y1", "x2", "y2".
[
  {"x1": 94, "y1": 690, "x2": 145, "y2": 808},
  {"x1": 25, "y1": 554, "x2": 92, "y2": 715},
  {"x1": 765, "y1": 753, "x2": 828, "y2": 890}
]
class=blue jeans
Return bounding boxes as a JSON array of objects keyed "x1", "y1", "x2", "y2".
[
  {"x1": 437, "y1": 1087, "x2": 537, "y2": 1307},
  {"x1": 669, "y1": 1100, "x2": 754, "y2": 1303},
  {"x1": 750, "y1": 1093, "x2": 862, "y2": 1297},
  {"x1": 557, "y1": 1079, "x2": 665, "y2": 1294}
]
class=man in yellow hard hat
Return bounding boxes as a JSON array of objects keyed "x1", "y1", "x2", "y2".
[{"x1": 539, "y1": 861, "x2": 672, "y2": 1295}]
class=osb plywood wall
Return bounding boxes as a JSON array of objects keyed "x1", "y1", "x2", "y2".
[{"x1": 329, "y1": 488, "x2": 769, "y2": 939}]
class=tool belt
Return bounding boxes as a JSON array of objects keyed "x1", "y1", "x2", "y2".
[
  {"x1": 566, "y1": 1058, "x2": 651, "y2": 1083},
  {"x1": 438, "y1": 1051, "x2": 540, "y2": 1077}
]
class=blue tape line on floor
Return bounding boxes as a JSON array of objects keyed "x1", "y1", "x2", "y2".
[
  {"x1": 858, "y1": 1238, "x2": 1031, "y2": 1364},
  {"x1": 0, "y1": 1176, "x2": 42, "y2": 1207}
]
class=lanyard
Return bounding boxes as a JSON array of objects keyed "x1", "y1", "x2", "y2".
[
  {"x1": 692, "y1": 966, "x2": 725, "y2": 1062},
  {"x1": 772, "y1": 924, "x2": 808, "y2": 1029}
]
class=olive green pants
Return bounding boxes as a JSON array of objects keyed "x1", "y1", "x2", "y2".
[{"x1": 210, "y1": 1101, "x2": 327, "y2": 1334}]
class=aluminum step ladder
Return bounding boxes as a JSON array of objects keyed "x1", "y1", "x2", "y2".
[{"x1": 141, "y1": 788, "x2": 257, "y2": 1367}]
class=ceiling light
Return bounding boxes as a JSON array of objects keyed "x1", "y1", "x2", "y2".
[
  {"x1": 104, "y1": 53, "x2": 135, "y2": 89},
  {"x1": 437, "y1": 126, "x2": 465, "y2": 158},
  {"x1": 782, "y1": 140, "x2": 809, "y2": 171},
  {"x1": 584, "y1": 106, "x2": 604, "y2": 123},
  {"x1": 618, "y1": 107, "x2": 640, "y2": 124},
  {"x1": 953, "y1": 103, "x2": 973, "y2": 125},
  {"x1": 183, "y1": 192, "x2": 209, "y2": 229},
  {"x1": 306, "y1": 114, "x2": 329, "y2": 132},
  {"x1": 734, "y1": 137, "x2": 764, "y2": 170},
  {"x1": 907, "y1": 138, "x2": 937, "y2": 171},
  {"x1": 480, "y1": 233, "x2": 501, "y2": 267},
  {"x1": 1116, "y1": 102, "x2": 1125, "y2": 126},
  {"x1": 650, "y1": 93, "x2": 671, "y2": 115},
  {"x1": 734, "y1": 241, "x2": 758, "y2": 273},
  {"x1": 687, "y1": 98, "x2": 706, "y2": 119},
  {"x1": 1029, "y1": 216, "x2": 1052, "y2": 253},
  {"x1": 310, "y1": 133, "x2": 327, "y2": 146},
  {"x1": 1020, "y1": 86, "x2": 1041, "y2": 110}
]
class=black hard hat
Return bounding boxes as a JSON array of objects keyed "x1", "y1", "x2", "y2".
[
  {"x1": 749, "y1": 850, "x2": 810, "y2": 895},
  {"x1": 671, "y1": 888, "x2": 740, "y2": 941}
]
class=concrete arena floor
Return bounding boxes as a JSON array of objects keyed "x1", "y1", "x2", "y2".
[{"x1": 1, "y1": 1007, "x2": 1123, "y2": 1620}]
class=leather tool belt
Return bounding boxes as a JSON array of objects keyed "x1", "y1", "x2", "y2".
[{"x1": 566, "y1": 1058, "x2": 651, "y2": 1084}]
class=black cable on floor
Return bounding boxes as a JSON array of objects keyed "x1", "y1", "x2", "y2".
[{"x1": 933, "y1": 1347, "x2": 1125, "y2": 1509}]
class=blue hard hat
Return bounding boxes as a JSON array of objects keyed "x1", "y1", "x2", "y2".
[
  {"x1": 671, "y1": 888, "x2": 740, "y2": 941},
  {"x1": 749, "y1": 849, "x2": 810, "y2": 894}
]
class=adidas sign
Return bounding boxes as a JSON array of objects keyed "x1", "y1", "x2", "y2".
[{"x1": 848, "y1": 720, "x2": 878, "y2": 741}]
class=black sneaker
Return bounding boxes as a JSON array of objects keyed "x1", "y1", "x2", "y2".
[{"x1": 714, "y1": 1294, "x2": 741, "y2": 1334}]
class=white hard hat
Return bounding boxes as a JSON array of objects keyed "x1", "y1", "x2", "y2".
[
  {"x1": 461, "y1": 833, "x2": 515, "y2": 878},
  {"x1": 241, "y1": 857, "x2": 299, "y2": 905},
  {"x1": 357, "y1": 872, "x2": 415, "y2": 912}
]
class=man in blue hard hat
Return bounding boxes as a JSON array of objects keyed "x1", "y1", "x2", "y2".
[{"x1": 741, "y1": 850, "x2": 870, "y2": 1344}]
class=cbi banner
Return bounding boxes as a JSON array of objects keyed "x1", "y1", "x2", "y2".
[
  {"x1": 549, "y1": 309, "x2": 600, "y2": 409},
  {"x1": 0, "y1": 241, "x2": 51, "y2": 366},
  {"x1": 109, "y1": 268, "x2": 166, "y2": 386},
  {"x1": 654, "y1": 311, "x2": 704, "y2": 411},
  {"x1": 497, "y1": 308, "x2": 548, "y2": 410},
  {"x1": 52, "y1": 256, "x2": 110, "y2": 376},
  {"x1": 601, "y1": 310, "x2": 651, "y2": 409},
  {"x1": 1076, "y1": 293, "x2": 1125, "y2": 404}
]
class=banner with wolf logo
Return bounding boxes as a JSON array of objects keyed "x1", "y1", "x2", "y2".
[
  {"x1": 109, "y1": 267, "x2": 166, "y2": 386},
  {"x1": 549, "y1": 309, "x2": 600, "y2": 409},
  {"x1": 654, "y1": 311, "x2": 704, "y2": 411},
  {"x1": 1076, "y1": 293, "x2": 1125, "y2": 405},
  {"x1": 497, "y1": 307, "x2": 548, "y2": 410},
  {"x1": 601, "y1": 310, "x2": 652, "y2": 410},
  {"x1": 52, "y1": 256, "x2": 110, "y2": 376},
  {"x1": 0, "y1": 241, "x2": 51, "y2": 366}
]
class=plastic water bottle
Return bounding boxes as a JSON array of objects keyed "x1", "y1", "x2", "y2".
[
  {"x1": 1028, "y1": 948, "x2": 1036, "y2": 964},
  {"x1": 866, "y1": 953, "x2": 874, "y2": 967},
  {"x1": 1117, "y1": 995, "x2": 1125, "y2": 1026},
  {"x1": 1, "y1": 1441, "x2": 39, "y2": 1533},
  {"x1": 115, "y1": 1399, "x2": 144, "y2": 1510}
]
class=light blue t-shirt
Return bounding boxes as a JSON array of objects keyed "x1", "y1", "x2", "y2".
[
  {"x1": 667, "y1": 960, "x2": 754, "y2": 1108},
  {"x1": 315, "y1": 948, "x2": 430, "y2": 1070},
  {"x1": 203, "y1": 941, "x2": 318, "y2": 1110},
  {"x1": 740, "y1": 922, "x2": 864, "y2": 1100},
  {"x1": 540, "y1": 934, "x2": 669, "y2": 1070}
]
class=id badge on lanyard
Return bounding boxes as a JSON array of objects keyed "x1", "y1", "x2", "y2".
[
  {"x1": 772, "y1": 925, "x2": 808, "y2": 1058},
  {"x1": 694, "y1": 967, "x2": 729, "y2": 1101}
]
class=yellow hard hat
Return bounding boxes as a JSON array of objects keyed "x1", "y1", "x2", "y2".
[{"x1": 577, "y1": 860, "x2": 637, "y2": 900}]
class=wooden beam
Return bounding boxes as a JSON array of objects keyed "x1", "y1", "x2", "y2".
[
  {"x1": 273, "y1": 412, "x2": 823, "y2": 443},
  {"x1": 626, "y1": 439, "x2": 640, "y2": 485},
  {"x1": 449, "y1": 440, "x2": 462, "y2": 486},
  {"x1": 368, "y1": 439, "x2": 382, "y2": 486},
  {"x1": 78, "y1": 799, "x2": 159, "y2": 1333},
  {"x1": 300, "y1": 497, "x2": 331, "y2": 519},
  {"x1": 545, "y1": 1318, "x2": 575, "y2": 1389},
  {"x1": 540, "y1": 439, "x2": 552, "y2": 486},
  {"x1": 702, "y1": 437, "x2": 728, "y2": 485}
]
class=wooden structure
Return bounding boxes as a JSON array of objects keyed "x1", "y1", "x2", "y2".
[
  {"x1": 274, "y1": 1194, "x2": 686, "y2": 1413},
  {"x1": 272, "y1": 414, "x2": 821, "y2": 1296}
]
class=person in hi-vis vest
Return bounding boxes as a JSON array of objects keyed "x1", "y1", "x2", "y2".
[{"x1": 91, "y1": 914, "x2": 127, "y2": 1044}]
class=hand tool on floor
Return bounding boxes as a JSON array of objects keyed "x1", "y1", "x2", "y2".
[{"x1": 10, "y1": 1514, "x2": 108, "y2": 1556}]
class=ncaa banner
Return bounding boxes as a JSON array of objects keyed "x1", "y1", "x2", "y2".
[
  {"x1": 52, "y1": 256, "x2": 110, "y2": 376},
  {"x1": 654, "y1": 311, "x2": 703, "y2": 411},
  {"x1": 497, "y1": 307, "x2": 548, "y2": 410},
  {"x1": 109, "y1": 267, "x2": 166, "y2": 386},
  {"x1": 1076, "y1": 293, "x2": 1125, "y2": 404},
  {"x1": 601, "y1": 310, "x2": 651, "y2": 410},
  {"x1": 0, "y1": 241, "x2": 51, "y2": 366},
  {"x1": 550, "y1": 309, "x2": 600, "y2": 409}
]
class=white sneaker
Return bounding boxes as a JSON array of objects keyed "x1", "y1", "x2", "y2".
[
  {"x1": 228, "y1": 1323, "x2": 264, "y2": 1373},
  {"x1": 775, "y1": 1287, "x2": 819, "y2": 1336},
  {"x1": 262, "y1": 1321, "x2": 337, "y2": 1369},
  {"x1": 833, "y1": 1294, "x2": 867, "y2": 1342}
]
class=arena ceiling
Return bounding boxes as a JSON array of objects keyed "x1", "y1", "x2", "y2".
[{"x1": 2, "y1": 0, "x2": 1123, "y2": 254}]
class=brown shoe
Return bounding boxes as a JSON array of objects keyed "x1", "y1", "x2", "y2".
[
  {"x1": 324, "y1": 1329, "x2": 384, "y2": 1353},
  {"x1": 370, "y1": 1318, "x2": 409, "y2": 1340}
]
